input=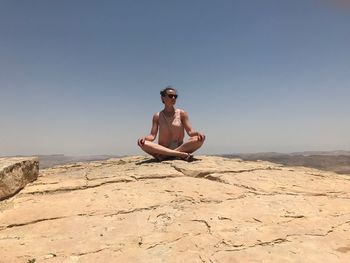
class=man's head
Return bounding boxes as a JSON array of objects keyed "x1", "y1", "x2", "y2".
[{"x1": 160, "y1": 86, "x2": 178, "y2": 104}]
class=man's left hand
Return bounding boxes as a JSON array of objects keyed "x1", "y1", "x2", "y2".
[{"x1": 197, "y1": 132, "x2": 205, "y2": 141}]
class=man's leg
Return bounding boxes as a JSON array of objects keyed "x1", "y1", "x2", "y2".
[
  {"x1": 139, "y1": 141, "x2": 188, "y2": 160},
  {"x1": 175, "y1": 136, "x2": 205, "y2": 153}
]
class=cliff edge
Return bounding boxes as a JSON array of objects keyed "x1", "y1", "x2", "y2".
[{"x1": 0, "y1": 156, "x2": 350, "y2": 262}]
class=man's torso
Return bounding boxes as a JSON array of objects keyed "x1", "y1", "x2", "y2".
[{"x1": 158, "y1": 108, "x2": 185, "y2": 149}]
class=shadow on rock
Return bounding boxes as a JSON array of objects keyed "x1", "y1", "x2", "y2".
[{"x1": 136, "y1": 156, "x2": 201, "y2": 165}]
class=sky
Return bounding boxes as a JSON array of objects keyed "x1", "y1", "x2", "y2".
[{"x1": 0, "y1": 0, "x2": 349, "y2": 156}]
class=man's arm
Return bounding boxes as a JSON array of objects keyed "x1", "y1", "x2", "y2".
[
  {"x1": 180, "y1": 110, "x2": 205, "y2": 140},
  {"x1": 145, "y1": 113, "x2": 159, "y2": 141},
  {"x1": 138, "y1": 113, "x2": 159, "y2": 146}
]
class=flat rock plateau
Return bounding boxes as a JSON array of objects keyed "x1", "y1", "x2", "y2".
[{"x1": 1, "y1": 156, "x2": 350, "y2": 262}]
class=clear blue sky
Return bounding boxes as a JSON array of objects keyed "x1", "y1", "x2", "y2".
[{"x1": 1, "y1": 0, "x2": 349, "y2": 156}]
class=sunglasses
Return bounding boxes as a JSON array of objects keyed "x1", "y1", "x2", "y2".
[{"x1": 166, "y1": 94, "x2": 178, "y2": 99}]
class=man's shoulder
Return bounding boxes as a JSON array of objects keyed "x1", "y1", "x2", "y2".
[
  {"x1": 153, "y1": 112, "x2": 160, "y2": 119},
  {"x1": 178, "y1": 109, "x2": 188, "y2": 116}
]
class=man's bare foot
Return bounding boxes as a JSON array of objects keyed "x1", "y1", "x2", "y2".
[{"x1": 182, "y1": 153, "x2": 194, "y2": 162}]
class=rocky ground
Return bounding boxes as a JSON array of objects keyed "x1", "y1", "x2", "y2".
[{"x1": 0, "y1": 156, "x2": 350, "y2": 262}]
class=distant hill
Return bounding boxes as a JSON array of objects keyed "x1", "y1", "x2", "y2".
[
  {"x1": 290, "y1": 150, "x2": 350, "y2": 156},
  {"x1": 37, "y1": 154, "x2": 121, "y2": 169},
  {"x1": 4, "y1": 151, "x2": 350, "y2": 174},
  {"x1": 219, "y1": 150, "x2": 350, "y2": 175}
]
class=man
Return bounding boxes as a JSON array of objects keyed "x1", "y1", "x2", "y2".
[{"x1": 137, "y1": 86, "x2": 205, "y2": 161}]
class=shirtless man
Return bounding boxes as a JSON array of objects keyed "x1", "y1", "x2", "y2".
[{"x1": 137, "y1": 86, "x2": 205, "y2": 161}]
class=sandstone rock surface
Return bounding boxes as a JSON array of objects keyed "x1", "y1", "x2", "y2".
[
  {"x1": 0, "y1": 157, "x2": 39, "y2": 201},
  {"x1": 0, "y1": 156, "x2": 350, "y2": 262}
]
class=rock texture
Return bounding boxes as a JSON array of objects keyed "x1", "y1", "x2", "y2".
[
  {"x1": 0, "y1": 156, "x2": 350, "y2": 262},
  {"x1": 0, "y1": 157, "x2": 39, "y2": 201}
]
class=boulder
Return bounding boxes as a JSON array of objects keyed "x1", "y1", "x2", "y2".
[{"x1": 0, "y1": 157, "x2": 39, "y2": 200}]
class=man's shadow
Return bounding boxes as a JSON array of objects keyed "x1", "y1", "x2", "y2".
[
  {"x1": 135, "y1": 158, "x2": 159, "y2": 165},
  {"x1": 136, "y1": 156, "x2": 200, "y2": 165}
]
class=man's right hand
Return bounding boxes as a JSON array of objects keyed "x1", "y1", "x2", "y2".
[{"x1": 137, "y1": 137, "x2": 146, "y2": 146}]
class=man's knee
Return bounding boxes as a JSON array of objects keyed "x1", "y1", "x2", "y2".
[
  {"x1": 198, "y1": 138, "x2": 205, "y2": 147},
  {"x1": 138, "y1": 140, "x2": 152, "y2": 150}
]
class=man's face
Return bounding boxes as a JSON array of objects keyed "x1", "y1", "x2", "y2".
[{"x1": 163, "y1": 89, "x2": 178, "y2": 104}]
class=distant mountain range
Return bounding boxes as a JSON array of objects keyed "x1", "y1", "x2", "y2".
[
  {"x1": 3, "y1": 150, "x2": 350, "y2": 174},
  {"x1": 290, "y1": 150, "x2": 350, "y2": 156},
  {"x1": 221, "y1": 150, "x2": 350, "y2": 158},
  {"x1": 219, "y1": 150, "x2": 350, "y2": 175},
  {"x1": 36, "y1": 154, "x2": 121, "y2": 169}
]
